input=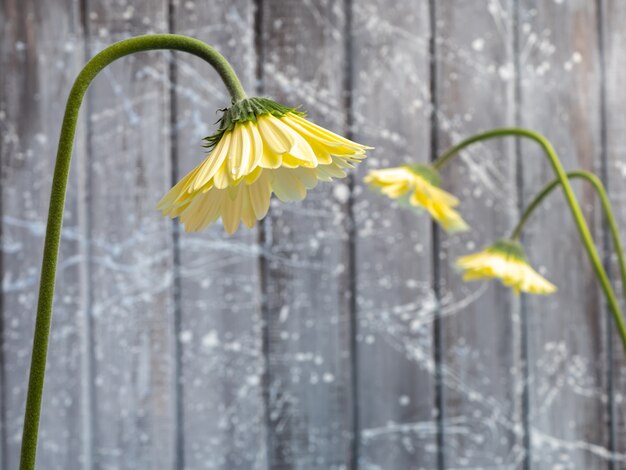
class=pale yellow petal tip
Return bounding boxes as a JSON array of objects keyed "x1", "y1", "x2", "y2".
[
  {"x1": 437, "y1": 211, "x2": 470, "y2": 234},
  {"x1": 535, "y1": 283, "x2": 558, "y2": 295},
  {"x1": 445, "y1": 220, "x2": 470, "y2": 234},
  {"x1": 456, "y1": 240, "x2": 557, "y2": 296}
]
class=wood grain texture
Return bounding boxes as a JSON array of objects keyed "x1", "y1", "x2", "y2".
[
  {"x1": 0, "y1": 0, "x2": 87, "y2": 468},
  {"x1": 260, "y1": 0, "x2": 356, "y2": 467},
  {"x1": 351, "y1": 0, "x2": 437, "y2": 468},
  {"x1": 170, "y1": 1, "x2": 268, "y2": 468},
  {"x1": 518, "y1": 1, "x2": 608, "y2": 468},
  {"x1": 603, "y1": 0, "x2": 626, "y2": 465},
  {"x1": 84, "y1": 1, "x2": 177, "y2": 468},
  {"x1": 0, "y1": 1, "x2": 624, "y2": 469},
  {"x1": 434, "y1": 1, "x2": 523, "y2": 467}
]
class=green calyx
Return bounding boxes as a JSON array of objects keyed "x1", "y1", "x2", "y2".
[
  {"x1": 489, "y1": 239, "x2": 527, "y2": 262},
  {"x1": 404, "y1": 163, "x2": 442, "y2": 186},
  {"x1": 202, "y1": 97, "x2": 304, "y2": 150}
]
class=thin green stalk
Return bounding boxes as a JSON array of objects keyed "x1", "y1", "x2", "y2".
[
  {"x1": 20, "y1": 34, "x2": 247, "y2": 470},
  {"x1": 433, "y1": 128, "x2": 626, "y2": 353},
  {"x1": 511, "y1": 170, "x2": 626, "y2": 307}
]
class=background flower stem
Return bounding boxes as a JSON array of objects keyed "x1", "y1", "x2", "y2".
[
  {"x1": 19, "y1": 34, "x2": 246, "y2": 470},
  {"x1": 433, "y1": 129, "x2": 626, "y2": 353},
  {"x1": 510, "y1": 170, "x2": 626, "y2": 336}
]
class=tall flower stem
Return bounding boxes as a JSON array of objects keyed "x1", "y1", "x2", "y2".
[
  {"x1": 20, "y1": 34, "x2": 247, "y2": 470},
  {"x1": 432, "y1": 128, "x2": 626, "y2": 354},
  {"x1": 509, "y1": 170, "x2": 626, "y2": 349}
]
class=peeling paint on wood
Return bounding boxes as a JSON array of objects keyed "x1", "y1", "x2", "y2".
[{"x1": 1, "y1": 0, "x2": 625, "y2": 468}]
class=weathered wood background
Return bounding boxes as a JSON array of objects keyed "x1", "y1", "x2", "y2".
[{"x1": 0, "y1": 0, "x2": 624, "y2": 468}]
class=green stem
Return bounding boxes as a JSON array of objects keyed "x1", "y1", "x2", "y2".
[
  {"x1": 20, "y1": 34, "x2": 247, "y2": 470},
  {"x1": 511, "y1": 170, "x2": 626, "y2": 305},
  {"x1": 433, "y1": 128, "x2": 626, "y2": 353}
]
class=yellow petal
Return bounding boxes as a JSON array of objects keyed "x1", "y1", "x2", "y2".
[
  {"x1": 283, "y1": 113, "x2": 369, "y2": 150},
  {"x1": 302, "y1": 137, "x2": 333, "y2": 165},
  {"x1": 365, "y1": 167, "x2": 413, "y2": 186},
  {"x1": 157, "y1": 165, "x2": 201, "y2": 212},
  {"x1": 292, "y1": 167, "x2": 319, "y2": 190},
  {"x1": 249, "y1": 172, "x2": 271, "y2": 219},
  {"x1": 244, "y1": 166, "x2": 262, "y2": 184},
  {"x1": 287, "y1": 134, "x2": 318, "y2": 167},
  {"x1": 213, "y1": 163, "x2": 235, "y2": 189},
  {"x1": 271, "y1": 168, "x2": 307, "y2": 202},
  {"x1": 240, "y1": 187, "x2": 257, "y2": 229},
  {"x1": 228, "y1": 123, "x2": 252, "y2": 180},
  {"x1": 248, "y1": 122, "x2": 264, "y2": 170},
  {"x1": 260, "y1": 146, "x2": 283, "y2": 169},
  {"x1": 257, "y1": 114, "x2": 295, "y2": 154},
  {"x1": 191, "y1": 132, "x2": 231, "y2": 191},
  {"x1": 316, "y1": 159, "x2": 347, "y2": 181},
  {"x1": 221, "y1": 187, "x2": 243, "y2": 234},
  {"x1": 180, "y1": 190, "x2": 224, "y2": 232}
]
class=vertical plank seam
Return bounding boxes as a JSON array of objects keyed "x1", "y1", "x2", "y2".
[
  {"x1": 253, "y1": 0, "x2": 274, "y2": 467},
  {"x1": 0, "y1": 16, "x2": 7, "y2": 463},
  {"x1": 427, "y1": 1, "x2": 445, "y2": 469},
  {"x1": 512, "y1": 0, "x2": 532, "y2": 468},
  {"x1": 595, "y1": 1, "x2": 616, "y2": 468},
  {"x1": 0, "y1": 1, "x2": 7, "y2": 458},
  {"x1": 78, "y1": 1, "x2": 96, "y2": 467},
  {"x1": 0, "y1": 194, "x2": 5, "y2": 470},
  {"x1": 166, "y1": 3, "x2": 185, "y2": 469},
  {"x1": 342, "y1": 0, "x2": 360, "y2": 467}
]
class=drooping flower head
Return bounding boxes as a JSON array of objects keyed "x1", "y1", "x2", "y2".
[
  {"x1": 456, "y1": 239, "x2": 556, "y2": 295},
  {"x1": 158, "y1": 97, "x2": 371, "y2": 233},
  {"x1": 364, "y1": 164, "x2": 469, "y2": 233}
]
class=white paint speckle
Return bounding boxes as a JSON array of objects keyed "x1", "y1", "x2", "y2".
[
  {"x1": 179, "y1": 330, "x2": 193, "y2": 344},
  {"x1": 333, "y1": 183, "x2": 350, "y2": 204},
  {"x1": 122, "y1": 5, "x2": 135, "y2": 20},
  {"x1": 471, "y1": 38, "x2": 485, "y2": 52},
  {"x1": 279, "y1": 305, "x2": 290, "y2": 323},
  {"x1": 498, "y1": 64, "x2": 514, "y2": 81},
  {"x1": 201, "y1": 330, "x2": 219, "y2": 349}
]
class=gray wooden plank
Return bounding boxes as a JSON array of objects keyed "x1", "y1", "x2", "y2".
[
  {"x1": 0, "y1": 3, "x2": 6, "y2": 468},
  {"x1": 0, "y1": 0, "x2": 87, "y2": 468},
  {"x1": 602, "y1": 0, "x2": 626, "y2": 465},
  {"x1": 260, "y1": 0, "x2": 356, "y2": 467},
  {"x1": 351, "y1": 0, "x2": 438, "y2": 468},
  {"x1": 434, "y1": 1, "x2": 523, "y2": 467},
  {"x1": 518, "y1": 1, "x2": 609, "y2": 467},
  {"x1": 169, "y1": 2, "x2": 268, "y2": 469},
  {"x1": 84, "y1": 2, "x2": 178, "y2": 468}
]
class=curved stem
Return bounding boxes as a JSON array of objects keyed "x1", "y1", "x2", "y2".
[
  {"x1": 20, "y1": 34, "x2": 247, "y2": 470},
  {"x1": 433, "y1": 128, "x2": 626, "y2": 354},
  {"x1": 511, "y1": 170, "x2": 626, "y2": 304}
]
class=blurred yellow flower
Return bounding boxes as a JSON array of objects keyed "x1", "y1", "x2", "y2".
[
  {"x1": 157, "y1": 97, "x2": 370, "y2": 234},
  {"x1": 456, "y1": 239, "x2": 556, "y2": 295},
  {"x1": 364, "y1": 164, "x2": 468, "y2": 232}
]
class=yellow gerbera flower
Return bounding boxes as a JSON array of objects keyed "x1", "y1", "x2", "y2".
[
  {"x1": 157, "y1": 97, "x2": 371, "y2": 234},
  {"x1": 456, "y1": 239, "x2": 557, "y2": 295},
  {"x1": 364, "y1": 164, "x2": 469, "y2": 232}
]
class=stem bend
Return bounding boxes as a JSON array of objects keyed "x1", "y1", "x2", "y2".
[
  {"x1": 20, "y1": 34, "x2": 246, "y2": 470},
  {"x1": 512, "y1": 170, "x2": 626, "y2": 308}
]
